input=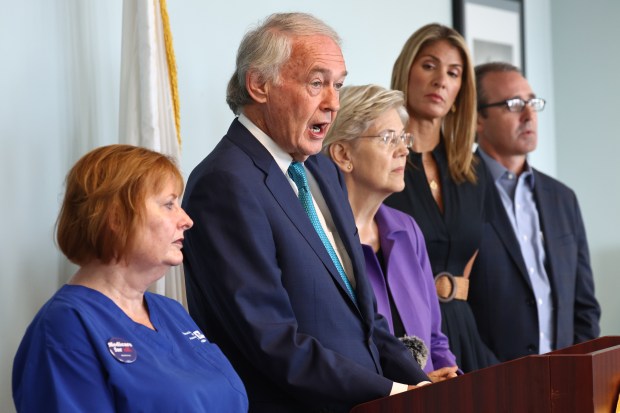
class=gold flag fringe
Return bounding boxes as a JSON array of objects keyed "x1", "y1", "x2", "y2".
[{"x1": 159, "y1": 0, "x2": 181, "y2": 147}]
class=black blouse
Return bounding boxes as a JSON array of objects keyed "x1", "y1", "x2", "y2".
[{"x1": 385, "y1": 142, "x2": 486, "y2": 277}]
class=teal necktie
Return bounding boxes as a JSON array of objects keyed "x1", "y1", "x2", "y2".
[{"x1": 287, "y1": 161, "x2": 357, "y2": 304}]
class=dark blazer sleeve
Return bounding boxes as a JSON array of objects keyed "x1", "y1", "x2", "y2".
[
  {"x1": 543, "y1": 177, "x2": 600, "y2": 344},
  {"x1": 573, "y1": 199, "x2": 601, "y2": 342},
  {"x1": 182, "y1": 135, "x2": 426, "y2": 409}
]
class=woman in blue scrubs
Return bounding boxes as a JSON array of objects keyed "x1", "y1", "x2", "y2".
[{"x1": 12, "y1": 145, "x2": 248, "y2": 412}]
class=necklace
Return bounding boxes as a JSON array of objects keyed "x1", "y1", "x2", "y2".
[{"x1": 422, "y1": 153, "x2": 440, "y2": 191}]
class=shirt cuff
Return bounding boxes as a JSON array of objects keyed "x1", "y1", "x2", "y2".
[{"x1": 390, "y1": 382, "x2": 409, "y2": 395}]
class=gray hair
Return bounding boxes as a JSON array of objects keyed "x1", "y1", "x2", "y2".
[
  {"x1": 322, "y1": 84, "x2": 408, "y2": 154},
  {"x1": 226, "y1": 12, "x2": 341, "y2": 115}
]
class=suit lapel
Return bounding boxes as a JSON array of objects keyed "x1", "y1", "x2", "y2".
[
  {"x1": 373, "y1": 206, "x2": 421, "y2": 332},
  {"x1": 265, "y1": 164, "x2": 342, "y2": 283},
  {"x1": 532, "y1": 170, "x2": 561, "y2": 295},
  {"x1": 227, "y1": 121, "x2": 359, "y2": 309},
  {"x1": 305, "y1": 156, "x2": 364, "y2": 312},
  {"x1": 481, "y1": 160, "x2": 533, "y2": 289}
]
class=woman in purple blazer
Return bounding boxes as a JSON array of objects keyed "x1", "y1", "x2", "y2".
[{"x1": 323, "y1": 85, "x2": 458, "y2": 382}]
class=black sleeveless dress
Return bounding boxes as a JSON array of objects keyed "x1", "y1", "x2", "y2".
[{"x1": 384, "y1": 142, "x2": 498, "y2": 372}]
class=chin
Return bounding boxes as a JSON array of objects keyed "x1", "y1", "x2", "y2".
[
  {"x1": 387, "y1": 182, "x2": 406, "y2": 194},
  {"x1": 302, "y1": 138, "x2": 324, "y2": 155},
  {"x1": 164, "y1": 255, "x2": 184, "y2": 267}
]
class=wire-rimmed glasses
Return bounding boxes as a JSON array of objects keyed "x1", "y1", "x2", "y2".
[
  {"x1": 478, "y1": 97, "x2": 546, "y2": 113},
  {"x1": 358, "y1": 130, "x2": 413, "y2": 148}
]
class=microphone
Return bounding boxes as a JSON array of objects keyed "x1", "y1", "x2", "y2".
[{"x1": 399, "y1": 335, "x2": 428, "y2": 369}]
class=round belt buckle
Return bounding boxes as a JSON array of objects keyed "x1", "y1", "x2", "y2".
[{"x1": 434, "y1": 271, "x2": 457, "y2": 303}]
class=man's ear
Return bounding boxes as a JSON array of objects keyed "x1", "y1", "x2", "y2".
[
  {"x1": 476, "y1": 112, "x2": 484, "y2": 136},
  {"x1": 329, "y1": 142, "x2": 353, "y2": 173},
  {"x1": 246, "y1": 70, "x2": 268, "y2": 103}
]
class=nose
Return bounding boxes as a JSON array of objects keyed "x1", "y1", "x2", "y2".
[
  {"x1": 321, "y1": 85, "x2": 340, "y2": 112},
  {"x1": 432, "y1": 71, "x2": 447, "y2": 88},
  {"x1": 520, "y1": 103, "x2": 536, "y2": 121},
  {"x1": 394, "y1": 139, "x2": 410, "y2": 157},
  {"x1": 179, "y1": 208, "x2": 193, "y2": 230}
]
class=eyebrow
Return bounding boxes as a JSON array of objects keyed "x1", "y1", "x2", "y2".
[
  {"x1": 508, "y1": 93, "x2": 537, "y2": 100},
  {"x1": 421, "y1": 54, "x2": 463, "y2": 69},
  {"x1": 309, "y1": 67, "x2": 348, "y2": 78}
]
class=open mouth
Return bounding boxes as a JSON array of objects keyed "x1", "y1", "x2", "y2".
[{"x1": 310, "y1": 124, "x2": 325, "y2": 133}]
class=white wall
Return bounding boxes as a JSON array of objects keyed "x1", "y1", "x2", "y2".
[
  {"x1": 551, "y1": 0, "x2": 620, "y2": 337},
  {"x1": 523, "y1": 0, "x2": 556, "y2": 175},
  {"x1": 1, "y1": 1, "x2": 450, "y2": 411},
  {"x1": 2, "y1": 2, "x2": 121, "y2": 411},
  {"x1": 171, "y1": 0, "x2": 452, "y2": 178},
  {"x1": 5, "y1": 1, "x2": 612, "y2": 412}
]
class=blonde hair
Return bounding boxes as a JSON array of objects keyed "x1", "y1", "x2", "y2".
[
  {"x1": 391, "y1": 23, "x2": 477, "y2": 183},
  {"x1": 322, "y1": 84, "x2": 408, "y2": 153},
  {"x1": 56, "y1": 144, "x2": 184, "y2": 266}
]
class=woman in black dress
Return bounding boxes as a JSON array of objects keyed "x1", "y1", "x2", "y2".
[{"x1": 385, "y1": 23, "x2": 498, "y2": 372}]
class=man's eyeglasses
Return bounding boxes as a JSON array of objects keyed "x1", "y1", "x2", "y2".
[
  {"x1": 478, "y1": 97, "x2": 546, "y2": 113},
  {"x1": 358, "y1": 130, "x2": 413, "y2": 148}
]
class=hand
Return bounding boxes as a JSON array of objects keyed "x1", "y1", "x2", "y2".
[
  {"x1": 427, "y1": 366, "x2": 458, "y2": 383},
  {"x1": 407, "y1": 381, "x2": 431, "y2": 391}
]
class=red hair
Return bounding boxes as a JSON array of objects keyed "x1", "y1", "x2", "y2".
[{"x1": 56, "y1": 144, "x2": 184, "y2": 265}]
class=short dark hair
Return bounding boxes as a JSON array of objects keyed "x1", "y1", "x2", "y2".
[{"x1": 475, "y1": 62, "x2": 521, "y2": 112}]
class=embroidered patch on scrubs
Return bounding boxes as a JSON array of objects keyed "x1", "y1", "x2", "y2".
[
  {"x1": 182, "y1": 330, "x2": 207, "y2": 343},
  {"x1": 107, "y1": 337, "x2": 137, "y2": 363}
]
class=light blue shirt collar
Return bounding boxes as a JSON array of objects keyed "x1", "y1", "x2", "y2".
[{"x1": 478, "y1": 147, "x2": 536, "y2": 190}]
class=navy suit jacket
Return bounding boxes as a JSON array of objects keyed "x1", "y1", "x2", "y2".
[
  {"x1": 469, "y1": 156, "x2": 601, "y2": 362},
  {"x1": 182, "y1": 119, "x2": 427, "y2": 413}
]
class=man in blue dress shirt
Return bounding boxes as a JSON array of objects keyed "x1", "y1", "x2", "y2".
[{"x1": 468, "y1": 62, "x2": 601, "y2": 362}]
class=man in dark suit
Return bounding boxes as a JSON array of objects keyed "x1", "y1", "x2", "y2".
[
  {"x1": 469, "y1": 62, "x2": 601, "y2": 363},
  {"x1": 182, "y1": 13, "x2": 429, "y2": 413}
]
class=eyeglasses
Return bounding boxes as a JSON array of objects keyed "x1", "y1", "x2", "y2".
[
  {"x1": 358, "y1": 130, "x2": 413, "y2": 148},
  {"x1": 478, "y1": 97, "x2": 546, "y2": 113}
]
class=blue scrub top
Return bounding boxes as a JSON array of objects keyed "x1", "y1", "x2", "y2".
[{"x1": 13, "y1": 284, "x2": 248, "y2": 412}]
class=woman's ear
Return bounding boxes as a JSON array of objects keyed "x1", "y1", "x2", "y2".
[
  {"x1": 246, "y1": 70, "x2": 268, "y2": 103},
  {"x1": 107, "y1": 204, "x2": 122, "y2": 234},
  {"x1": 329, "y1": 142, "x2": 353, "y2": 173}
]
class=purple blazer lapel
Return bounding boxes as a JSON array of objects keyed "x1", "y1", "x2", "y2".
[{"x1": 374, "y1": 205, "x2": 427, "y2": 334}]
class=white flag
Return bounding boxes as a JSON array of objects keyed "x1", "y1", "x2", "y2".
[{"x1": 119, "y1": 0, "x2": 187, "y2": 307}]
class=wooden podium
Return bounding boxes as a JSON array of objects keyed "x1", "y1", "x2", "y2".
[{"x1": 350, "y1": 336, "x2": 620, "y2": 413}]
